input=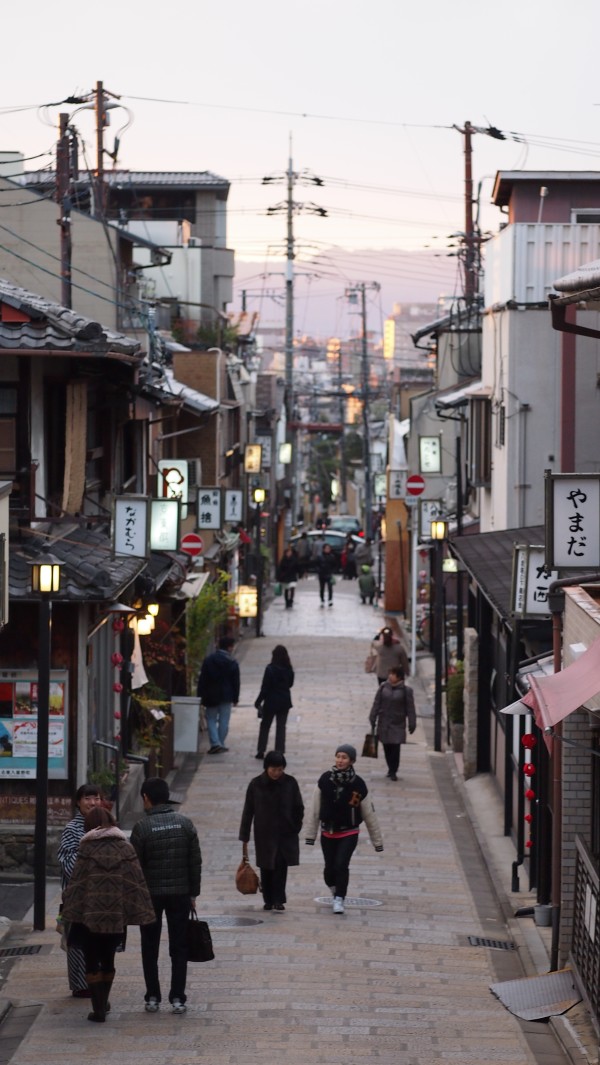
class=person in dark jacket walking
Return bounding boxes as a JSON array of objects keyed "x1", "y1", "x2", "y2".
[
  {"x1": 305, "y1": 743, "x2": 383, "y2": 914},
  {"x1": 62, "y1": 806, "x2": 155, "y2": 1023},
  {"x1": 316, "y1": 542, "x2": 336, "y2": 606},
  {"x1": 130, "y1": 777, "x2": 202, "y2": 1015},
  {"x1": 369, "y1": 667, "x2": 416, "y2": 781},
  {"x1": 197, "y1": 635, "x2": 240, "y2": 753},
  {"x1": 277, "y1": 546, "x2": 299, "y2": 608},
  {"x1": 239, "y1": 751, "x2": 304, "y2": 912},
  {"x1": 254, "y1": 644, "x2": 294, "y2": 757},
  {"x1": 57, "y1": 783, "x2": 102, "y2": 998}
]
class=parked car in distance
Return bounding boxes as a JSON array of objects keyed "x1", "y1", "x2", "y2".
[
  {"x1": 325, "y1": 515, "x2": 363, "y2": 536},
  {"x1": 288, "y1": 530, "x2": 363, "y2": 572}
]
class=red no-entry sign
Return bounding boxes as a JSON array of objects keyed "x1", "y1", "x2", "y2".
[
  {"x1": 181, "y1": 532, "x2": 204, "y2": 556},
  {"x1": 406, "y1": 474, "x2": 426, "y2": 497}
]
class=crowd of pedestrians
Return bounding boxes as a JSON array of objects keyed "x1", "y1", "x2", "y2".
[{"x1": 54, "y1": 524, "x2": 416, "y2": 1024}]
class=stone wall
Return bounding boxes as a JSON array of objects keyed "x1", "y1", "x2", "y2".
[
  {"x1": 0, "y1": 826, "x2": 62, "y2": 876},
  {"x1": 463, "y1": 627, "x2": 479, "y2": 780}
]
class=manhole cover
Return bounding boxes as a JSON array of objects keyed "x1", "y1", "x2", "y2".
[
  {"x1": 0, "y1": 945, "x2": 42, "y2": 958},
  {"x1": 204, "y1": 916, "x2": 263, "y2": 928},
  {"x1": 315, "y1": 897, "x2": 383, "y2": 908},
  {"x1": 468, "y1": 935, "x2": 516, "y2": 950}
]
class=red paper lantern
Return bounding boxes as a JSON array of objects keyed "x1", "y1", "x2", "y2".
[
  {"x1": 525, "y1": 839, "x2": 533, "y2": 848},
  {"x1": 521, "y1": 733, "x2": 537, "y2": 750},
  {"x1": 114, "y1": 733, "x2": 121, "y2": 742},
  {"x1": 111, "y1": 652, "x2": 124, "y2": 667},
  {"x1": 112, "y1": 618, "x2": 125, "y2": 633},
  {"x1": 524, "y1": 813, "x2": 533, "y2": 823},
  {"x1": 525, "y1": 788, "x2": 535, "y2": 801},
  {"x1": 523, "y1": 763, "x2": 536, "y2": 777},
  {"x1": 114, "y1": 710, "x2": 121, "y2": 720},
  {"x1": 113, "y1": 682, "x2": 123, "y2": 693}
]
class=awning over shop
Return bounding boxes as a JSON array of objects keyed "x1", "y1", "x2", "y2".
[
  {"x1": 450, "y1": 524, "x2": 545, "y2": 621},
  {"x1": 521, "y1": 637, "x2": 600, "y2": 731}
]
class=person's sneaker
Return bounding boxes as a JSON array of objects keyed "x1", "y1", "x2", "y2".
[
  {"x1": 219, "y1": 746, "x2": 229, "y2": 752},
  {"x1": 171, "y1": 999, "x2": 187, "y2": 1015},
  {"x1": 145, "y1": 997, "x2": 159, "y2": 1013},
  {"x1": 328, "y1": 601, "x2": 333, "y2": 607},
  {"x1": 332, "y1": 896, "x2": 345, "y2": 914},
  {"x1": 207, "y1": 745, "x2": 221, "y2": 754},
  {"x1": 389, "y1": 774, "x2": 399, "y2": 781}
]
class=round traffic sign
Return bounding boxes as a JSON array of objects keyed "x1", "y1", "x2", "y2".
[
  {"x1": 406, "y1": 474, "x2": 426, "y2": 496},
  {"x1": 181, "y1": 532, "x2": 204, "y2": 557}
]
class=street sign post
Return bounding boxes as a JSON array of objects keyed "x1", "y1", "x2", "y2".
[{"x1": 181, "y1": 532, "x2": 203, "y2": 557}]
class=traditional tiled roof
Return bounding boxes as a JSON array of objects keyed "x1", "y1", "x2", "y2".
[
  {"x1": 18, "y1": 170, "x2": 229, "y2": 191},
  {"x1": 0, "y1": 278, "x2": 142, "y2": 359},
  {"x1": 10, "y1": 526, "x2": 147, "y2": 603}
]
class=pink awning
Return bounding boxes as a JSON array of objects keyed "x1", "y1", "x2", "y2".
[{"x1": 521, "y1": 637, "x2": 600, "y2": 730}]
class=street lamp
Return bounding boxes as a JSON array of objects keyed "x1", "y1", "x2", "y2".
[
  {"x1": 430, "y1": 519, "x2": 448, "y2": 753},
  {"x1": 29, "y1": 552, "x2": 64, "y2": 931},
  {"x1": 253, "y1": 486, "x2": 266, "y2": 637}
]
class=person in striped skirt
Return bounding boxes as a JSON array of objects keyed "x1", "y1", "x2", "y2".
[{"x1": 57, "y1": 784, "x2": 102, "y2": 997}]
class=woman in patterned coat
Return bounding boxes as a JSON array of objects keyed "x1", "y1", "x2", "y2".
[
  {"x1": 56, "y1": 784, "x2": 102, "y2": 997},
  {"x1": 62, "y1": 806, "x2": 155, "y2": 1023}
]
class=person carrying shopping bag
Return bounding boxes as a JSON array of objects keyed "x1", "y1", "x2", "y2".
[{"x1": 369, "y1": 667, "x2": 416, "y2": 781}]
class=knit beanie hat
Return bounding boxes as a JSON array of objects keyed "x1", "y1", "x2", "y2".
[
  {"x1": 264, "y1": 750, "x2": 286, "y2": 769},
  {"x1": 335, "y1": 743, "x2": 357, "y2": 763}
]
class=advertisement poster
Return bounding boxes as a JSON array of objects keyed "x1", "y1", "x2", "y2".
[{"x1": 0, "y1": 670, "x2": 68, "y2": 779}]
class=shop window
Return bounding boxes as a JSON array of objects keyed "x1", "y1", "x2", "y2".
[{"x1": 469, "y1": 396, "x2": 492, "y2": 487}]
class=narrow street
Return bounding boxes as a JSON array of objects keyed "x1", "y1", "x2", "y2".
[{"x1": 0, "y1": 575, "x2": 587, "y2": 1064}]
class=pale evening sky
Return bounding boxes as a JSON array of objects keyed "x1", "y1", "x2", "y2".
[{"x1": 1, "y1": 0, "x2": 600, "y2": 335}]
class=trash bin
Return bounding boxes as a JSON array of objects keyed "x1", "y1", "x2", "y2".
[{"x1": 171, "y1": 697, "x2": 201, "y2": 753}]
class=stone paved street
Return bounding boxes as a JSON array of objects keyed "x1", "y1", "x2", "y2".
[{"x1": 0, "y1": 575, "x2": 592, "y2": 1064}]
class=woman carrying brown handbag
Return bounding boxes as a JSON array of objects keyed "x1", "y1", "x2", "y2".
[{"x1": 238, "y1": 751, "x2": 304, "y2": 912}]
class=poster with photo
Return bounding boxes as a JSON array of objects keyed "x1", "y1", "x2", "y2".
[{"x1": 0, "y1": 670, "x2": 68, "y2": 779}]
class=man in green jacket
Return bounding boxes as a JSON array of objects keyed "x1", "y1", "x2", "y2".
[{"x1": 130, "y1": 777, "x2": 201, "y2": 1015}]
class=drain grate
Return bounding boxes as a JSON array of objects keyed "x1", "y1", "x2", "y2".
[
  {"x1": 0, "y1": 945, "x2": 42, "y2": 958},
  {"x1": 315, "y1": 896, "x2": 383, "y2": 908},
  {"x1": 204, "y1": 916, "x2": 263, "y2": 928},
  {"x1": 468, "y1": 935, "x2": 516, "y2": 951}
]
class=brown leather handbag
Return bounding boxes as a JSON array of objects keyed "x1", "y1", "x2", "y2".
[{"x1": 235, "y1": 856, "x2": 260, "y2": 895}]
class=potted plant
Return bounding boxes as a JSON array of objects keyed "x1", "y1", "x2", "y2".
[{"x1": 446, "y1": 661, "x2": 465, "y2": 753}]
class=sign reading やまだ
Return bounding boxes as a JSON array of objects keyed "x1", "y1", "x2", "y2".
[{"x1": 545, "y1": 471, "x2": 600, "y2": 569}]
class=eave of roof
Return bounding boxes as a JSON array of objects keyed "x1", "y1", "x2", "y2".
[
  {"x1": 492, "y1": 170, "x2": 600, "y2": 207},
  {"x1": 18, "y1": 169, "x2": 230, "y2": 191}
]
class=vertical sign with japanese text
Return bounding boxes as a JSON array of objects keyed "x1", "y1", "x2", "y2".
[
  {"x1": 196, "y1": 487, "x2": 221, "y2": 530},
  {"x1": 114, "y1": 496, "x2": 150, "y2": 559},
  {"x1": 511, "y1": 544, "x2": 558, "y2": 617},
  {"x1": 545, "y1": 472, "x2": 600, "y2": 569}
]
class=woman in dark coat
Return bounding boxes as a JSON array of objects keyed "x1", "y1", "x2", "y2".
[
  {"x1": 369, "y1": 667, "x2": 416, "y2": 781},
  {"x1": 277, "y1": 546, "x2": 299, "y2": 608},
  {"x1": 239, "y1": 751, "x2": 304, "y2": 912},
  {"x1": 254, "y1": 644, "x2": 294, "y2": 758},
  {"x1": 62, "y1": 806, "x2": 156, "y2": 1023}
]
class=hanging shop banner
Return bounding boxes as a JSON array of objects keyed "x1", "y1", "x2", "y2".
[
  {"x1": 157, "y1": 459, "x2": 189, "y2": 519},
  {"x1": 511, "y1": 544, "x2": 558, "y2": 618},
  {"x1": 197, "y1": 487, "x2": 221, "y2": 529},
  {"x1": 150, "y1": 498, "x2": 181, "y2": 551},
  {"x1": 545, "y1": 471, "x2": 600, "y2": 569},
  {"x1": 0, "y1": 669, "x2": 69, "y2": 779},
  {"x1": 114, "y1": 495, "x2": 150, "y2": 559}
]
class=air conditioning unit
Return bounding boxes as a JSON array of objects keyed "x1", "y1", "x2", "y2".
[{"x1": 187, "y1": 459, "x2": 202, "y2": 488}]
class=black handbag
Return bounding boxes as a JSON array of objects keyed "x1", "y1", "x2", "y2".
[
  {"x1": 187, "y1": 911, "x2": 214, "y2": 963},
  {"x1": 362, "y1": 731, "x2": 378, "y2": 759}
]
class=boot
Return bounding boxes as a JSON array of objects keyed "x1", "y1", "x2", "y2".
[
  {"x1": 86, "y1": 972, "x2": 106, "y2": 1022},
  {"x1": 102, "y1": 970, "x2": 115, "y2": 1016}
]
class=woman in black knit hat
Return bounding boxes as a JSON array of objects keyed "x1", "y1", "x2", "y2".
[
  {"x1": 304, "y1": 743, "x2": 383, "y2": 914},
  {"x1": 239, "y1": 751, "x2": 304, "y2": 912}
]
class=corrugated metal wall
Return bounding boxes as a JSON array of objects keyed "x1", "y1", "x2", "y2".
[{"x1": 484, "y1": 224, "x2": 600, "y2": 307}]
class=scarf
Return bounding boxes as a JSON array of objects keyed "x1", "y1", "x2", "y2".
[{"x1": 329, "y1": 764, "x2": 355, "y2": 799}]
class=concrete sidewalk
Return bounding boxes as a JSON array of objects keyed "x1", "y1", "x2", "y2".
[{"x1": 0, "y1": 576, "x2": 597, "y2": 1064}]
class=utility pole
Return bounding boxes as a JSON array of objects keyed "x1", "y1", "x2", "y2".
[
  {"x1": 346, "y1": 282, "x2": 380, "y2": 539},
  {"x1": 463, "y1": 120, "x2": 476, "y2": 306},
  {"x1": 56, "y1": 113, "x2": 72, "y2": 309},
  {"x1": 95, "y1": 81, "x2": 106, "y2": 218},
  {"x1": 263, "y1": 145, "x2": 326, "y2": 525},
  {"x1": 337, "y1": 343, "x2": 347, "y2": 508}
]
